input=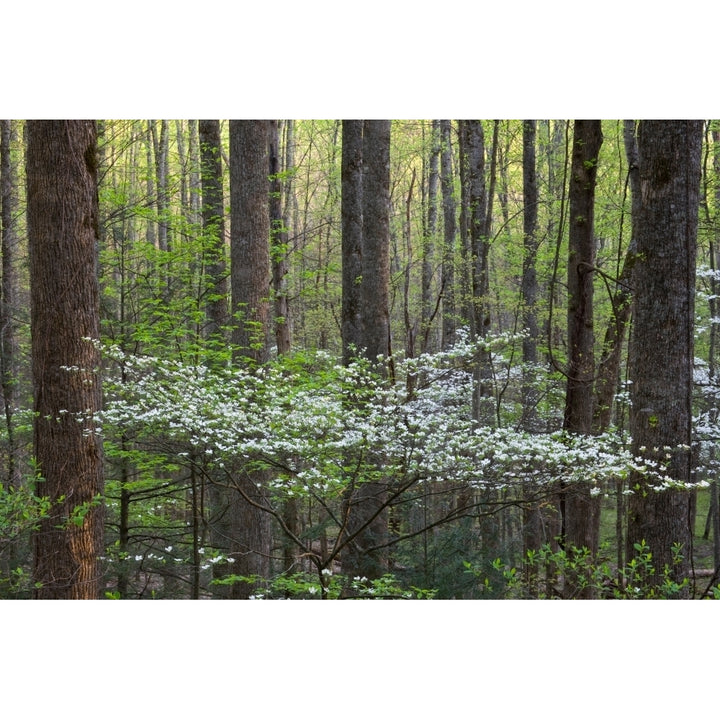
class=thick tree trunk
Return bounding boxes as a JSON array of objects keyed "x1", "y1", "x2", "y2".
[
  {"x1": 230, "y1": 120, "x2": 272, "y2": 365},
  {"x1": 340, "y1": 120, "x2": 391, "y2": 581},
  {"x1": 27, "y1": 120, "x2": 104, "y2": 599},
  {"x1": 360, "y1": 120, "x2": 391, "y2": 368},
  {"x1": 225, "y1": 120, "x2": 273, "y2": 598},
  {"x1": 626, "y1": 120, "x2": 703, "y2": 593}
]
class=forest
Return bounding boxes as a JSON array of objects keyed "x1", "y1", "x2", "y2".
[{"x1": 1, "y1": 118, "x2": 719, "y2": 600}]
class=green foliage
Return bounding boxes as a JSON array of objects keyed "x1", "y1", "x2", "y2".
[
  {"x1": 0, "y1": 484, "x2": 52, "y2": 597},
  {"x1": 210, "y1": 569, "x2": 437, "y2": 599},
  {"x1": 466, "y1": 539, "x2": 699, "y2": 599}
]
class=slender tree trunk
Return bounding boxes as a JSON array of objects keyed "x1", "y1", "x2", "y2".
[
  {"x1": 341, "y1": 120, "x2": 364, "y2": 364},
  {"x1": 152, "y1": 119, "x2": 170, "y2": 254},
  {"x1": 561, "y1": 120, "x2": 603, "y2": 597},
  {"x1": 626, "y1": 120, "x2": 703, "y2": 594},
  {"x1": 592, "y1": 120, "x2": 639, "y2": 434},
  {"x1": 0, "y1": 120, "x2": 20, "y2": 490},
  {"x1": 198, "y1": 119, "x2": 228, "y2": 353},
  {"x1": 188, "y1": 120, "x2": 201, "y2": 227},
  {"x1": 420, "y1": 120, "x2": 440, "y2": 354},
  {"x1": 520, "y1": 120, "x2": 545, "y2": 578},
  {"x1": 27, "y1": 120, "x2": 104, "y2": 599},
  {"x1": 270, "y1": 120, "x2": 292, "y2": 355},
  {"x1": 521, "y1": 119, "x2": 540, "y2": 432},
  {"x1": 709, "y1": 124, "x2": 720, "y2": 580},
  {"x1": 440, "y1": 120, "x2": 457, "y2": 349},
  {"x1": 461, "y1": 120, "x2": 495, "y2": 424}
]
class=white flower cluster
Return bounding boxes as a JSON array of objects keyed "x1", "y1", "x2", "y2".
[{"x1": 95, "y1": 338, "x2": 646, "y2": 507}]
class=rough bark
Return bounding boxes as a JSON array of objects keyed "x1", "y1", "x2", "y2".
[
  {"x1": 269, "y1": 119, "x2": 292, "y2": 356},
  {"x1": 561, "y1": 120, "x2": 603, "y2": 574},
  {"x1": 0, "y1": 120, "x2": 21, "y2": 489},
  {"x1": 521, "y1": 119, "x2": 540, "y2": 432},
  {"x1": 341, "y1": 120, "x2": 364, "y2": 364},
  {"x1": 520, "y1": 120, "x2": 545, "y2": 569},
  {"x1": 420, "y1": 120, "x2": 440, "y2": 354},
  {"x1": 230, "y1": 120, "x2": 272, "y2": 365},
  {"x1": 198, "y1": 119, "x2": 228, "y2": 352},
  {"x1": 340, "y1": 120, "x2": 391, "y2": 581},
  {"x1": 440, "y1": 120, "x2": 457, "y2": 349},
  {"x1": 626, "y1": 120, "x2": 703, "y2": 593},
  {"x1": 592, "y1": 120, "x2": 640, "y2": 433},
  {"x1": 27, "y1": 120, "x2": 104, "y2": 599},
  {"x1": 460, "y1": 120, "x2": 495, "y2": 424},
  {"x1": 225, "y1": 119, "x2": 273, "y2": 597},
  {"x1": 360, "y1": 120, "x2": 391, "y2": 368}
]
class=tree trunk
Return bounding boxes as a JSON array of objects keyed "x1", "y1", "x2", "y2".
[
  {"x1": 626, "y1": 120, "x2": 703, "y2": 593},
  {"x1": 270, "y1": 120, "x2": 292, "y2": 356},
  {"x1": 561, "y1": 121, "x2": 603, "y2": 575},
  {"x1": 521, "y1": 119, "x2": 540, "y2": 432},
  {"x1": 592, "y1": 120, "x2": 640, "y2": 434},
  {"x1": 340, "y1": 120, "x2": 391, "y2": 581},
  {"x1": 440, "y1": 120, "x2": 457, "y2": 349},
  {"x1": 520, "y1": 120, "x2": 545, "y2": 576},
  {"x1": 0, "y1": 119, "x2": 21, "y2": 490},
  {"x1": 230, "y1": 120, "x2": 272, "y2": 365},
  {"x1": 360, "y1": 120, "x2": 391, "y2": 368},
  {"x1": 27, "y1": 120, "x2": 104, "y2": 599},
  {"x1": 198, "y1": 119, "x2": 228, "y2": 354},
  {"x1": 460, "y1": 120, "x2": 495, "y2": 424},
  {"x1": 420, "y1": 120, "x2": 440, "y2": 354},
  {"x1": 225, "y1": 119, "x2": 273, "y2": 597},
  {"x1": 341, "y1": 120, "x2": 364, "y2": 364}
]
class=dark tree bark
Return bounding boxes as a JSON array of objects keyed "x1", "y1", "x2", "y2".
[
  {"x1": 0, "y1": 120, "x2": 21, "y2": 489},
  {"x1": 439, "y1": 120, "x2": 457, "y2": 349},
  {"x1": 26, "y1": 120, "x2": 104, "y2": 599},
  {"x1": 420, "y1": 120, "x2": 440, "y2": 354},
  {"x1": 590, "y1": 121, "x2": 641, "y2": 579},
  {"x1": 151, "y1": 119, "x2": 170, "y2": 254},
  {"x1": 360, "y1": 120, "x2": 391, "y2": 368},
  {"x1": 521, "y1": 119, "x2": 540, "y2": 432},
  {"x1": 461, "y1": 120, "x2": 487, "y2": 341},
  {"x1": 341, "y1": 120, "x2": 364, "y2": 364},
  {"x1": 198, "y1": 119, "x2": 228, "y2": 352},
  {"x1": 460, "y1": 120, "x2": 495, "y2": 424},
  {"x1": 626, "y1": 120, "x2": 703, "y2": 593},
  {"x1": 592, "y1": 120, "x2": 640, "y2": 434},
  {"x1": 230, "y1": 120, "x2": 272, "y2": 365},
  {"x1": 224, "y1": 119, "x2": 273, "y2": 598},
  {"x1": 561, "y1": 120, "x2": 603, "y2": 573},
  {"x1": 340, "y1": 120, "x2": 391, "y2": 582},
  {"x1": 520, "y1": 120, "x2": 545, "y2": 570},
  {"x1": 269, "y1": 120, "x2": 298, "y2": 574},
  {"x1": 707, "y1": 123, "x2": 720, "y2": 579},
  {"x1": 269, "y1": 119, "x2": 292, "y2": 356}
]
